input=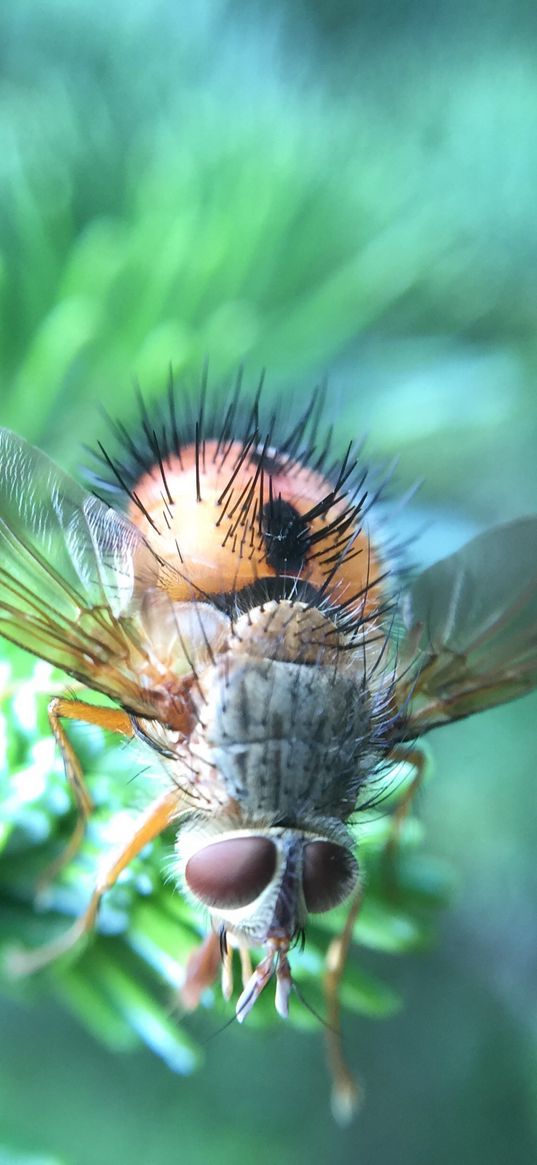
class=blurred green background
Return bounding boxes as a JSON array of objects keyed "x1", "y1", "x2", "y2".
[{"x1": 1, "y1": 0, "x2": 537, "y2": 1162}]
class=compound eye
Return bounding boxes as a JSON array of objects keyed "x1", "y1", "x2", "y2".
[
  {"x1": 302, "y1": 841, "x2": 358, "y2": 914},
  {"x1": 185, "y1": 837, "x2": 277, "y2": 909}
]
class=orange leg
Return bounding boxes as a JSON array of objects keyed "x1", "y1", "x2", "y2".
[
  {"x1": 324, "y1": 748, "x2": 428, "y2": 1123},
  {"x1": 324, "y1": 884, "x2": 364, "y2": 1125},
  {"x1": 181, "y1": 931, "x2": 223, "y2": 1011},
  {"x1": 8, "y1": 787, "x2": 182, "y2": 976},
  {"x1": 41, "y1": 697, "x2": 134, "y2": 886},
  {"x1": 181, "y1": 934, "x2": 255, "y2": 1011}
]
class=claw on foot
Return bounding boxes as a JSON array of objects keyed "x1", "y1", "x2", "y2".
[{"x1": 331, "y1": 1076, "x2": 362, "y2": 1127}]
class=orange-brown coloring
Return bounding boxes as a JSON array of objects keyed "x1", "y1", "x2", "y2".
[{"x1": 128, "y1": 439, "x2": 385, "y2": 617}]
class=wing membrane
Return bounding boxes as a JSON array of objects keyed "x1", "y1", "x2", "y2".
[
  {"x1": 0, "y1": 428, "x2": 177, "y2": 714},
  {"x1": 398, "y1": 517, "x2": 537, "y2": 732}
]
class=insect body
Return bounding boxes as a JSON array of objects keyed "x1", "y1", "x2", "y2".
[{"x1": 1, "y1": 389, "x2": 536, "y2": 1118}]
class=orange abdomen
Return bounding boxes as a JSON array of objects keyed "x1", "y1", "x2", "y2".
[{"x1": 128, "y1": 438, "x2": 386, "y2": 619}]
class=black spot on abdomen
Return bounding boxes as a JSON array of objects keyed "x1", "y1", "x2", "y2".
[{"x1": 261, "y1": 497, "x2": 310, "y2": 574}]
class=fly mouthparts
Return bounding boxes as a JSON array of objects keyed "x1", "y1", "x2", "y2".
[
  {"x1": 236, "y1": 951, "x2": 275, "y2": 1022},
  {"x1": 236, "y1": 944, "x2": 292, "y2": 1022},
  {"x1": 274, "y1": 951, "x2": 292, "y2": 1018}
]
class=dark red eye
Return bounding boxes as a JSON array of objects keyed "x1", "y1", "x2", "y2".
[
  {"x1": 302, "y1": 841, "x2": 358, "y2": 913},
  {"x1": 185, "y1": 837, "x2": 277, "y2": 909}
]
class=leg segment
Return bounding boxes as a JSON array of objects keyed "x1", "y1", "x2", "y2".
[
  {"x1": 324, "y1": 884, "x2": 363, "y2": 1125},
  {"x1": 42, "y1": 698, "x2": 134, "y2": 884},
  {"x1": 180, "y1": 931, "x2": 222, "y2": 1010},
  {"x1": 8, "y1": 787, "x2": 182, "y2": 976},
  {"x1": 180, "y1": 933, "x2": 256, "y2": 1012},
  {"x1": 324, "y1": 749, "x2": 427, "y2": 1122}
]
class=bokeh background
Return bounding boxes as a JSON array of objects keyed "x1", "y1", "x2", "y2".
[{"x1": 1, "y1": 1, "x2": 537, "y2": 1162}]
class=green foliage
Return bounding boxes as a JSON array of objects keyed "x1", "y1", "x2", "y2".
[
  {"x1": 0, "y1": 1, "x2": 536, "y2": 1159},
  {"x1": 1, "y1": 1, "x2": 537, "y2": 471}
]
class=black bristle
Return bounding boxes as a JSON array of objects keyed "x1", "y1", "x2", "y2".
[
  {"x1": 216, "y1": 429, "x2": 259, "y2": 509},
  {"x1": 96, "y1": 441, "x2": 161, "y2": 535},
  {"x1": 195, "y1": 420, "x2": 202, "y2": 503},
  {"x1": 85, "y1": 372, "x2": 406, "y2": 649}
]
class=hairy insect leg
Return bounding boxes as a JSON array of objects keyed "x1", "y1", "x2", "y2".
[
  {"x1": 7, "y1": 787, "x2": 182, "y2": 976},
  {"x1": 324, "y1": 884, "x2": 364, "y2": 1125},
  {"x1": 42, "y1": 697, "x2": 134, "y2": 888}
]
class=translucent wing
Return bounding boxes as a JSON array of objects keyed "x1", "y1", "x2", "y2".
[
  {"x1": 0, "y1": 428, "x2": 181, "y2": 716},
  {"x1": 397, "y1": 517, "x2": 537, "y2": 733}
]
